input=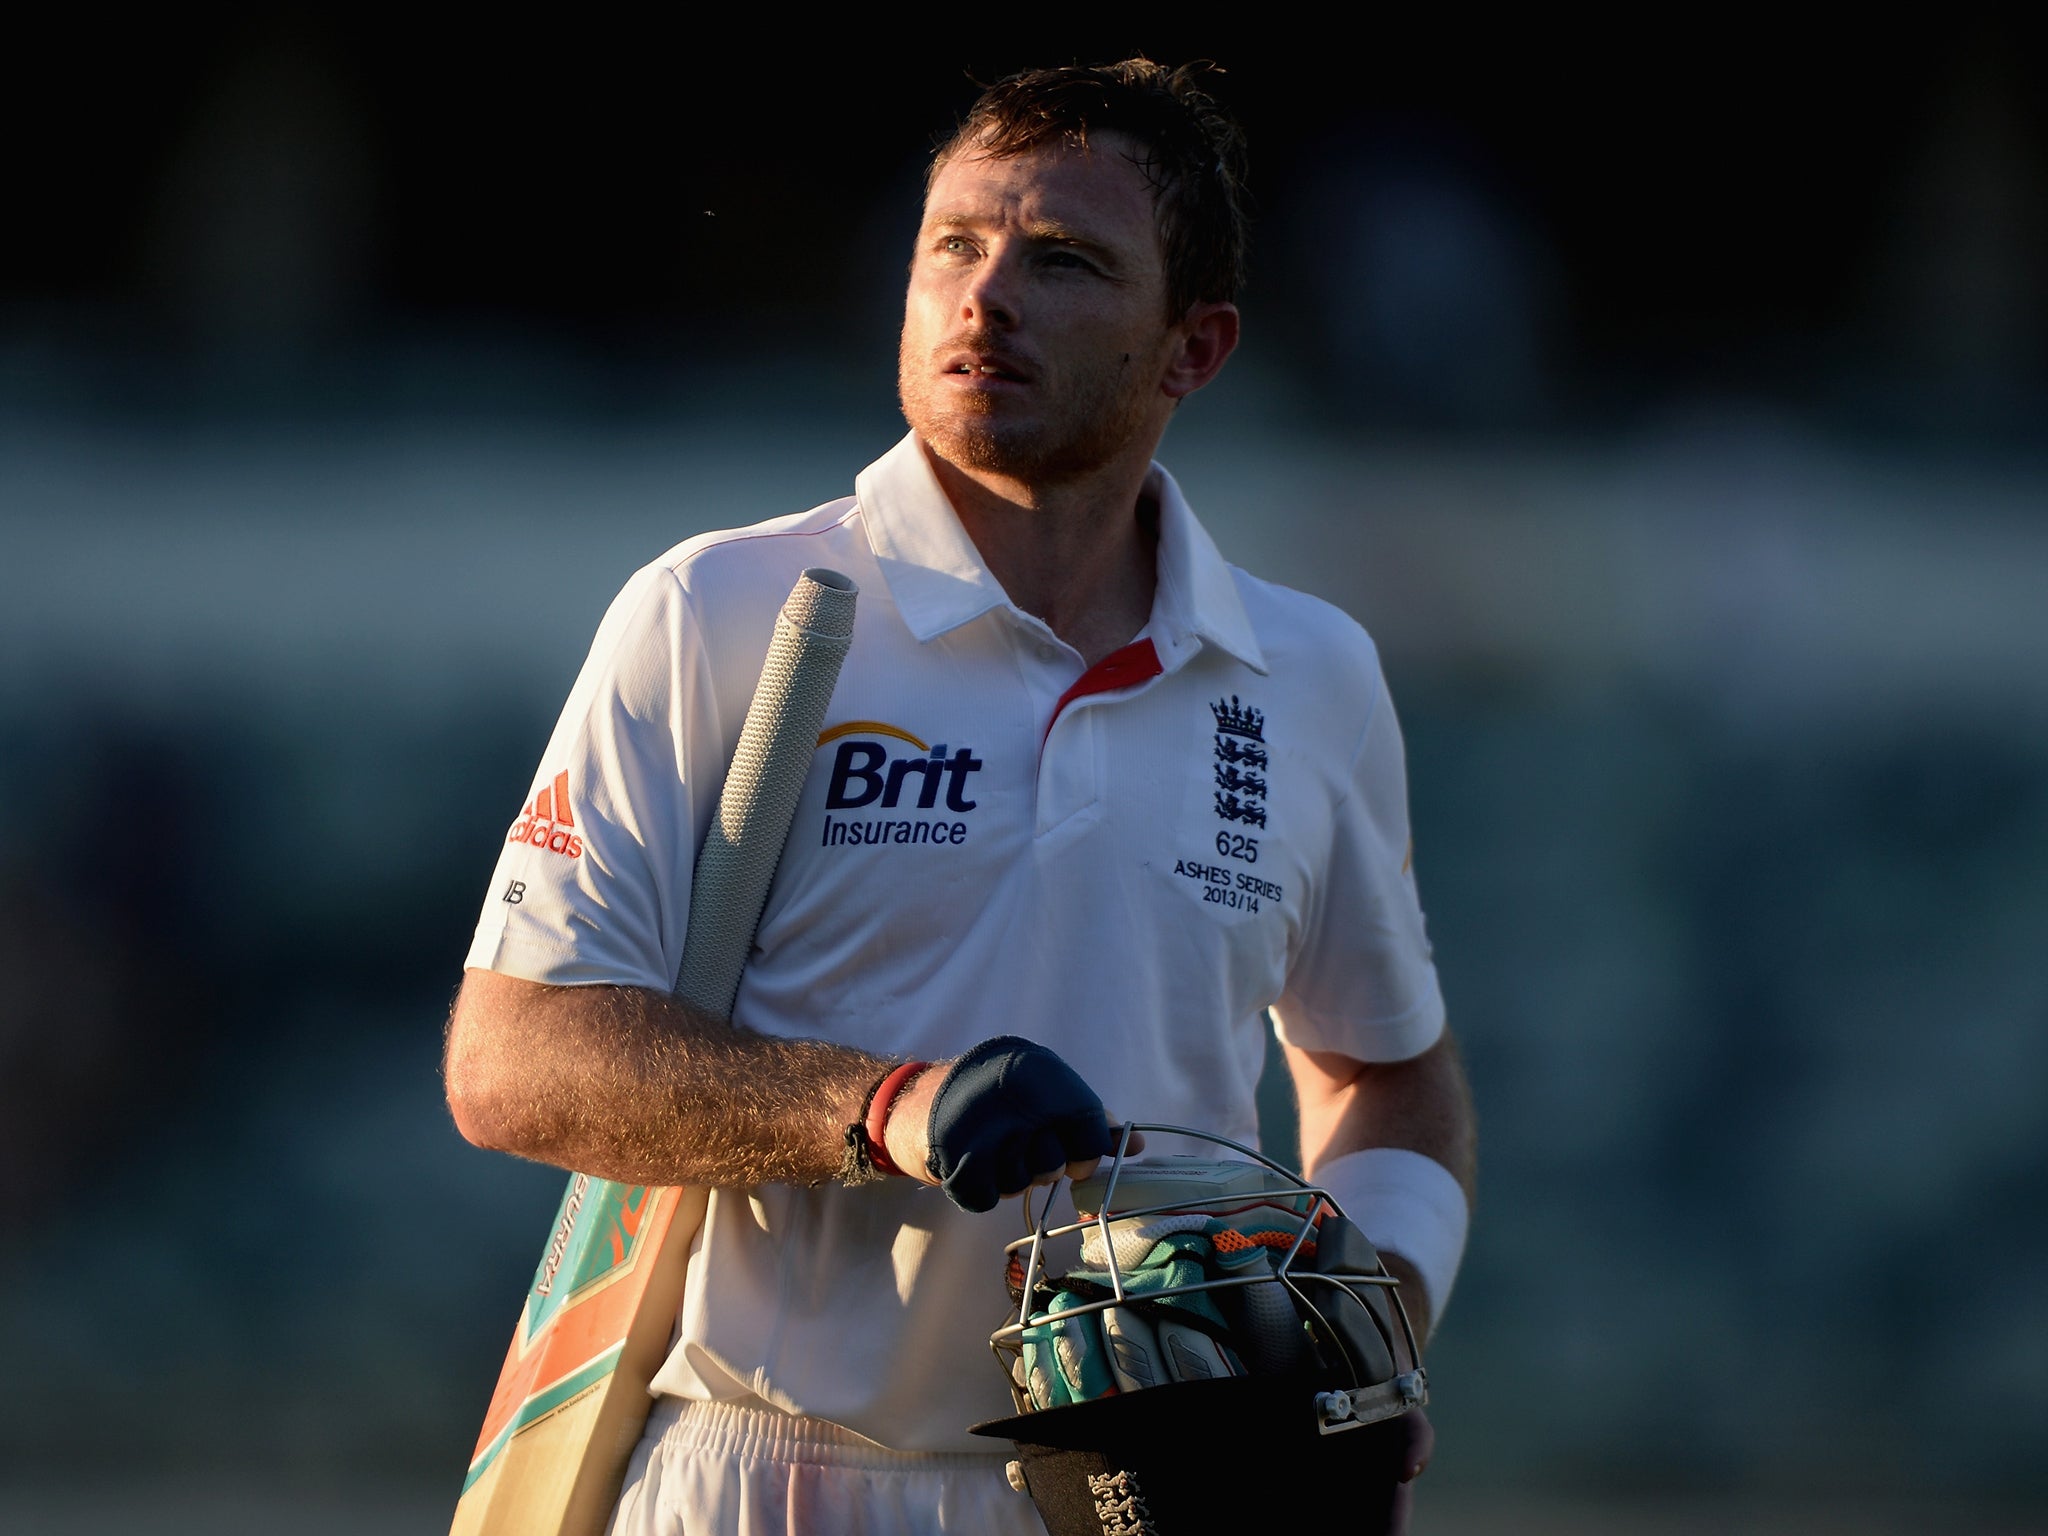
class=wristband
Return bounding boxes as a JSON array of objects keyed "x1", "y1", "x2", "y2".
[
  {"x1": 1314, "y1": 1147, "x2": 1469, "y2": 1326},
  {"x1": 861, "y1": 1060, "x2": 930, "y2": 1178}
]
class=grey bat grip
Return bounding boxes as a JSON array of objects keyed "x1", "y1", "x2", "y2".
[{"x1": 673, "y1": 568, "x2": 857, "y2": 1023}]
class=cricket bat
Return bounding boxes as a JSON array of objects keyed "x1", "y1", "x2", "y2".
[{"x1": 451, "y1": 567, "x2": 859, "y2": 1536}]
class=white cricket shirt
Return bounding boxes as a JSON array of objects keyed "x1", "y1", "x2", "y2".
[{"x1": 466, "y1": 431, "x2": 1444, "y2": 1451}]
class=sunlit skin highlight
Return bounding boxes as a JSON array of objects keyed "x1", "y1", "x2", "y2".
[
  {"x1": 445, "y1": 109, "x2": 1475, "y2": 1345},
  {"x1": 899, "y1": 134, "x2": 1239, "y2": 665}
]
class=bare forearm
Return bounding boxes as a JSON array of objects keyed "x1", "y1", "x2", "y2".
[
  {"x1": 1287, "y1": 1031, "x2": 1476, "y2": 1202},
  {"x1": 444, "y1": 968, "x2": 890, "y2": 1188},
  {"x1": 1286, "y1": 1030, "x2": 1477, "y2": 1344}
]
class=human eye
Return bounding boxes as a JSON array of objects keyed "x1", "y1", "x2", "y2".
[{"x1": 1039, "y1": 244, "x2": 1101, "y2": 275}]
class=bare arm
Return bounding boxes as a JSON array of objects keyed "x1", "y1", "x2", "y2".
[
  {"x1": 443, "y1": 967, "x2": 892, "y2": 1188},
  {"x1": 444, "y1": 969, "x2": 1121, "y2": 1198},
  {"x1": 1285, "y1": 1027, "x2": 1476, "y2": 1345}
]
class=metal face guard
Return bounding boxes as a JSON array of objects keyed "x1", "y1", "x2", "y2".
[{"x1": 972, "y1": 1124, "x2": 1429, "y2": 1534}]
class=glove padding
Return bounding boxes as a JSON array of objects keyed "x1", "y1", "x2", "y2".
[{"x1": 926, "y1": 1036, "x2": 1113, "y2": 1213}]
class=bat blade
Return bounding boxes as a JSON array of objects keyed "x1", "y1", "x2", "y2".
[
  {"x1": 452, "y1": 1181, "x2": 706, "y2": 1536},
  {"x1": 451, "y1": 568, "x2": 857, "y2": 1536}
]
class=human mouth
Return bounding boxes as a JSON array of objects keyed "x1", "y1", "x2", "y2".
[{"x1": 942, "y1": 350, "x2": 1031, "y2": 384}]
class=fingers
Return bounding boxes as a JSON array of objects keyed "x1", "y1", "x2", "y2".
[
  {"x1": 991, "y1": 1147, "x2": 1031, "y2": 1202},
  {"x1": 925, "y1": 1037, "x2": 1143, "y2": 1212},
  {"x1": 1016, "y1": 1128, "x2": 1069, "y2": 1194},
  {"x1": 879, "y1": 1042, "x2": 1155, "y2": 1210},
  {"x1": 999, "y1": 1118, "x2": 1151, "y2": 1200},
  {"x1": 1055, "y1": 1119, "x2": 1145, "y2": 1186},
  {"x1": 1397, "y1": 1410, "x2": 1434, "y2": 1483},
  {"x1": 990, "y1": 1121, "x2": 1090, "y2": 1200},
  {"x1": 1004, "y1": 1126, "x2": 1103, "y2": 1201}
]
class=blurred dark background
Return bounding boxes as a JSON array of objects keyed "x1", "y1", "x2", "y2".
[{"x1": 4, "y1": 12, "x2": 2045, "y2": 1533}]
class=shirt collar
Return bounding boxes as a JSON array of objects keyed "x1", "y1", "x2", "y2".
[
  {"x1": 1145, "y1": 457, "x2": 1268, "y2": 675},
  {"x1": 855, "y1": 431, "x2": 1267, "y2": 676},
  {"x1": 854, "y1": 433, "x2": 1012, "y2": 641}
]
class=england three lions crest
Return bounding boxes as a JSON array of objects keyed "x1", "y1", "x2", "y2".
[{"x1": 1210, "y1": 696, "x2": 1269, "y2": 828}]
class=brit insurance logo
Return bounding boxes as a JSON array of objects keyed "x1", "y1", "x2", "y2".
[
  {"x1": 817, "y1": 720, "x2": 983, "y2": 849},
  {"x1": 507, "y1": 769, "x2": 583, "y2": 859}
]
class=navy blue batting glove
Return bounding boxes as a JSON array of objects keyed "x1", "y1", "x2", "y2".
[{"x1": 925, "y1": 1036, "x2": 1113, "y2": 1213}]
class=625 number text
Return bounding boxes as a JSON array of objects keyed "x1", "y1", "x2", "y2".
[{"x1": 1215, "y1": 831, "x2": 1259, "y2": 864}]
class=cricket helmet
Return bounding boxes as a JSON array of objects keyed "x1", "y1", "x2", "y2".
[{"x1": 969, "y1": 1124, "x2": 1428, "y2": 1535}]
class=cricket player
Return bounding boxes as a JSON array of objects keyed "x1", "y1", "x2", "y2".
[{"x1": 446, "y1": 58, "x2": 1476, "y2": 1536}]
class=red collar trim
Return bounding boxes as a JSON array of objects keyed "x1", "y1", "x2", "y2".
[{"x1": 1043, "y1": 638, "x2": 1164, "y2": 744}]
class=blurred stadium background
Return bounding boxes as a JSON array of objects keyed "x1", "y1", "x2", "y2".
[{"x1": 3, "y1": 14, "x2": 2044, "y2": 1533}]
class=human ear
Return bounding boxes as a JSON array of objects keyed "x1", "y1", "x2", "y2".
[{"x1": 1161, "y1": 302, "x2": 1240, "y2": 400}]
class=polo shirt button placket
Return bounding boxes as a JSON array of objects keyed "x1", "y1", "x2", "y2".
[
  {"x1": 1037, "y1": 709, "x2": 1098, "y2": 835},
  {"x1": 1034, "y1": 638, "x2": 1167, "y2": 838},
  {"x1": 1023, "y1": 628, "x2": 1084, "y2": 835}
]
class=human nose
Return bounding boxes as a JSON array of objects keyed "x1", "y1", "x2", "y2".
[{"x1": 959, "y1": 247, "x2": 1022, "y2": 330}]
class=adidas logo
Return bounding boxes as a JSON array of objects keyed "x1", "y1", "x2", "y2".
[{"x1": 508, "y1": 769, "x2": 584, "y2": 858}]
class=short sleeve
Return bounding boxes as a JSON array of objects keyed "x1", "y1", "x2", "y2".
[
  {"x1": 1271, "y1": 664, "x2": 1445, "y2": 1062},
  {"x1": 464, "y1": 563, "x2": 722, "y2": 993}
]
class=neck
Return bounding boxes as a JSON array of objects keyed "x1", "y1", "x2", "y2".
[{"x1": 922, "y1": 440, "x2": 1160, "y2": 668}]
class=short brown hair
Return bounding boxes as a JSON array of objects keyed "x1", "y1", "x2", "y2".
[{"x1": 931, "y1": 59, "x2": 1250, "y2": 320}]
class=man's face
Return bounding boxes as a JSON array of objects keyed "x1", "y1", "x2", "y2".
[{"x1": 898, "y1": 135, "x2": 1180, "y2": 486}]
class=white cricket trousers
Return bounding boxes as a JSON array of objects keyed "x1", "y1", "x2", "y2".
[{"x1": 607, "y1": 1397, "x2": 1050, "y2": 1536}]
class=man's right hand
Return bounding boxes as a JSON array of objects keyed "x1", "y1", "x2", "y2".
[{"x1": 881, "y1": 1036, "x2": 1131, "y2": 1212}]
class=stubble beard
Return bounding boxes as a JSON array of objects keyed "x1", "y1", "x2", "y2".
[{"x1": 899, "y1": 334, "x2": 1159, "y2": 488}]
